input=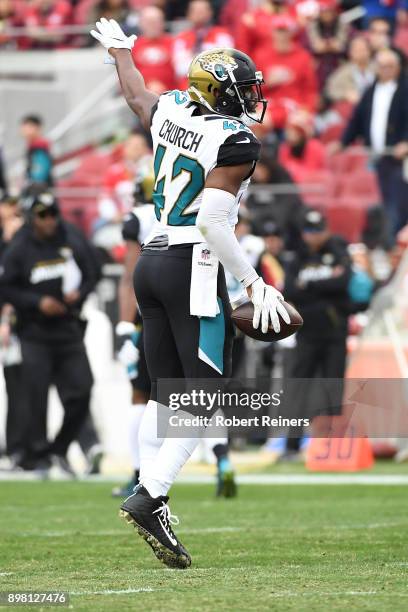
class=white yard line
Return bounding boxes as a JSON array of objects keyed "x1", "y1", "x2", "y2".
[
  {"x1": 268, "y1": 591, "x2": 408, "y2": 598},
  {"x1": 268, "y1": 591, "x2": 379, "y2": 598},
  {"x1": 69, "y1": 588, "x2": 408, "y2": 599},
  {"x1": 70, "y1": 588, "x2": 154, "y2": 596}
]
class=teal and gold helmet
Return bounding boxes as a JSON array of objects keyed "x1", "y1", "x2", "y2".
[{"x1": 187, "y1": 48, "x2": 267, "y2": 124}]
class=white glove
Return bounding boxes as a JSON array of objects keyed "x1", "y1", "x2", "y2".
[
  {"x1": 250, "y1": 277, "x2": 291, "y2": 334},
  {"x1": 116, "y1": 321, "x2": 140, "y2": 370},
  {"x1": 90, "y1": 18, "x2": 137, "y2": 65},
  {"x1": 117, "y1": 338, "x2": 140, "y2": 369}
]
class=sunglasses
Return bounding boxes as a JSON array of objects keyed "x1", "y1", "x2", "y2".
[{"x1": 34, "y1": 207, "x2": 58, "y2": 219}]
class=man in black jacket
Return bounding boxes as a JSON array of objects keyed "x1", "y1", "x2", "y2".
[
  {"x1": 281, "y1": 210, "x2": 352, "y2": 459},
  {"x1": 0, "y1": 189, "x2": 98, "y2": 473},
  {"x1": 341, "y1": 49, "x2": 408, "y2": 239}
]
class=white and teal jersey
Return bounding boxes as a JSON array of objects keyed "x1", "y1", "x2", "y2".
[
  {"x1": 145, "y1": 89, "x2": 261, "y2": 246},
  {"x1": 122, "y1": 204, "x2": 156, "y2": 245}
]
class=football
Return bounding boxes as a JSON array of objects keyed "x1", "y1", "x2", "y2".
[{"x1": 231, "y1": 300, "x2": 303, "y2": 341}]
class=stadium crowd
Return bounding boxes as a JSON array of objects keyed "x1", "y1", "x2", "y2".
[{"x1": 1, "y1": 0, "x2": 408, "y2": 473}]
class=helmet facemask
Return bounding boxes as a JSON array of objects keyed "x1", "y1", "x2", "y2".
[{"x1": 215, "y1": 69, "x2": 267, "y2": 124}]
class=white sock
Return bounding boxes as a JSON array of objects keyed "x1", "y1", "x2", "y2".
[
  {"x1": 141, "y1": 410, "x2": 205, "y2": 498},
  {"x1": 138, "y1": 400, "x2": 167, "y2": 480},
  {"x1": 128, "y1": 403, "x2": 146, "y2": 471}
]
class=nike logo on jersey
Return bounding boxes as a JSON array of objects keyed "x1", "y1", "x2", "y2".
[
  {"x1": 159, "y1": 119, "x2": 203, "y2": 153},
  {"x1": 236, "y1": 137, "x2": 251, "y2": 144}
]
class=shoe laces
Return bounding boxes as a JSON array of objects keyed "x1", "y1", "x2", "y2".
[{"x1": 153, "y1": 502, "x2": 180, "y2": 529}]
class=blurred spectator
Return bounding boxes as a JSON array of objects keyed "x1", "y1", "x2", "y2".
[
  {"x1": 219, "y1": 0, "x2": 249, "y2": 39},
  {"x1": 0, "y1": 196, "x2": 22, "y2": 255},
  {"x1": 254, "y1": 218, "x2": 287, "y2": 375},
  {"x1": 0, "y1": 194, "x2": 25, "y2": 465},
  {"x1": 363, "y1": 0, "x2": 408, "y2": 31},
  {"x1": 279, "y1": 110, "x2": 327, "y2": 182},
  {"x1": 341, "y1": 49, "x2": 408, "y2": 238},
  {"x1": 326, "y1": 35, "x2": 375, "y2": 104},
  {"x1": 88, "y1": 0, "x2": 137, "y2": 38},
  {"x1": 248, "y1": 153, "x2": 305, "y2": 250},
  {"x1": 367, "y1": 16, "x2": 393, "y2": 52},
  {"x1": 254, "y1": 15, "x2": 318, "y2": 130},
  {"x1": 307, "y1": 0, "x2": 349, "y2": 88},
  {"x1": 282, "y1": 209, "x2": 351, "y2": 460},
  {"x1": 131, "y1": 6, "x2": 176, "y2": 94},
  {"x1": 0, "y1": 188, "x2": 98, "y2": 474},
  {"x1": 235, "y1": 0, "x2": 294, "y2": 58},
  {"x1": 173, "y1": 0, "x2": 234, "y2": 90},
  {"x1": 347, "y1": 242, "x2": 375, "y2": 312},
  {"x1": 254, "y1": 219, "x2": 285, "y2": 291},
  {"x1": 295, "y1": 0, "x2": 321, "y2": 27},
  {"x1": 164, "y1": 0, "x2": 190, "y2": 21},
  {"x1": 19, "y1": 0, "x2": 73, "y2": 50},
  {"x1": 20, "y1": 115, "x2": 53, "y2": 187},
  {"x1": 367, "y1": 16, "x2": 407, "y2": 68},
  {"x1": 97, "y1": 131, "x2": 152, "y2": 227},
  {"x1": 0, "y1": 0, "x2": 20, "y2": 49}
]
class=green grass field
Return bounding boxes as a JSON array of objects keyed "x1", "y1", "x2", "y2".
[{"x1": 1, "y1": 480, "x2": 407, "y2": 611}]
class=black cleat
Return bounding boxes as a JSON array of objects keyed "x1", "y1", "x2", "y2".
[{"x1": 119, "y1": 485, "x2": 191, "y2": 569}]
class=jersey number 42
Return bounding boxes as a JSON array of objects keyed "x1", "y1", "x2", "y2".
[{"x1": 153, "y1": 144, "x2": 205, "y2": 226}]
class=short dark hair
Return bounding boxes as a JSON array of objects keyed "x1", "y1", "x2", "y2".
[{"x1": 21, "y1": 115, "x2": 43, "y2": 126}]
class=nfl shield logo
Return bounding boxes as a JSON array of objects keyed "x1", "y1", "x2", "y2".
[{"x1": 201, "y1": 248, "x2": 211, "y2": 260}]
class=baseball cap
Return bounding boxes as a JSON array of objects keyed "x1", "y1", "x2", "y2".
[
  {"x1": 21, "y1": 188, "x2": 59, "y2": 217},
  {"x1": 302, "y1": 209, "x2": 327, "y2": 232}
]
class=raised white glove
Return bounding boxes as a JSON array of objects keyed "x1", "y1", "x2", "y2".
[
  {"x1": 250, "y1": 277, "x2": 291, "y2": 334},
  {"x1": 90, "y1": 18, "x2": 137, "y2": 65}
]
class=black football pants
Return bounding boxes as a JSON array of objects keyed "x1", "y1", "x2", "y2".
[
  {"x1": 4, "y1": 364, "x2": 27, "y2": 457},
  {"x1": 285, "y1": 336, "x2": 347, "y2": 452},
  {"x1": 134, "y1": 246, "x2": 234, "y2": 402},
  {"x1": 20, "y1": 339, "x2": 93, "y2": 460}
]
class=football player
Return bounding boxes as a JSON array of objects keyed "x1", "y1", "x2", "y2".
[
  {"x1": 112, "y1": 173, "x2": 155, "y2": 497},
  {"x1": 91, "y1": 18, "x2": 290, "y2": 569},
  {"x1": 114, "y1": 175, "x2": 238, "y2": 499}
]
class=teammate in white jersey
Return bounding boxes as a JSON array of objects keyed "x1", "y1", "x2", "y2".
[{"x1": 91, "y1": 18, "x2": 290, "y2": 569}]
